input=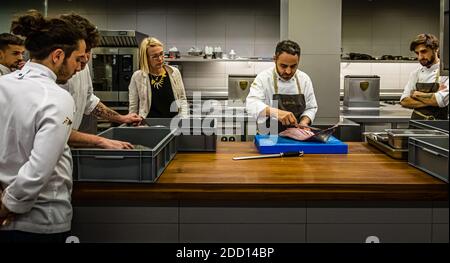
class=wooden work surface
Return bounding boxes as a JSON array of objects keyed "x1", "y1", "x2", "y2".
[{"x1": 73, "y1": 142, "x2": 448, "y2": 202}]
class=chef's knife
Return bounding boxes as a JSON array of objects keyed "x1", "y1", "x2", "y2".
[{"x1": 233, "y1": 151, "x2": 304, "y2": 160}]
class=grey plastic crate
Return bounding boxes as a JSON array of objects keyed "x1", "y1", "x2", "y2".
[
  {"x1": 408, "y1": 137, "x2": 449, "y2": 183},
  {"x1": 409, "y1": 120, "x2": 449, "y2": 134},
  {"x1": 72, "y1": 127, "x2": 177, "y2": 183},
  {"x1": 144, "y1": 117, "x2": 217, "y2": 152}
]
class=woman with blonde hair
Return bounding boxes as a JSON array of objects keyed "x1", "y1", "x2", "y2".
[{"x1": 128, "y1": 37, "x2": 188, "y2": 118}]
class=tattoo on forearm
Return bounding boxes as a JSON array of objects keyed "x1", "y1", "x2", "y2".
[{"x1": 92, "y1": 102, "x2": 120, "y2": 121}]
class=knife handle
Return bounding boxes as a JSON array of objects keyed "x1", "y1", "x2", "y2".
[{"x1": 281, "y1": 151, "x2": 304, "y2": 157}]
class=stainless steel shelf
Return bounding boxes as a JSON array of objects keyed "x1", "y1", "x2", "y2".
[
  {"x1": 166, "y1": 57, "x2": 272, "y2": 62},
  {"x1": 341, "y1": 59, "x2": 417, "y2": 63}
]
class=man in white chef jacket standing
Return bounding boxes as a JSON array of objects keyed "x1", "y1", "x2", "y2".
[
  {"x1": 400, "y1": 33, "x2": 449, "y2": 120},
  {"x1": 0, "y1": 11, "x2": 85, "y2": 242},
  {"x1": 246, "y1": 40, "x2": 318, "y2": 133}
]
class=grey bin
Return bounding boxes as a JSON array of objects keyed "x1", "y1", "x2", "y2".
[
  {"x1": 409, "y1": 120, "x2": 449, "y2": 134},
  {"x1": 408, "y1": 137, "x2": 449, "y2": 183},
  {"x1": 71, "y1": 127, "x2": 177, "y2": 183},
  {"x1": 144, "y1": 117, "x2": 217, "y2": 152}
]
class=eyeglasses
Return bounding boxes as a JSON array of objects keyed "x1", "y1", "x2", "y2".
[{"x1": 149, "y1": 52, "x2": 164, "y2": 60}]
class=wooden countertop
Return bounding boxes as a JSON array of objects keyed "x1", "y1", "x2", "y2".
[{"x1": 73, "y1": 142, "x2": 448, "y2": 203}]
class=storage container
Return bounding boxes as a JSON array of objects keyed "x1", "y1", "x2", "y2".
[
  {"x1": 144, "y1": 117, "x2": 217, "y2": 152},
  {"x1": 72, "y1": 127, "x2": 176, "y2": 183},
  {"x1": 409, "y1": 120, "x2": 449, "y2": 134},
  {"x1": 408, "y1": 137, "x2": 448, "y2": 183}
]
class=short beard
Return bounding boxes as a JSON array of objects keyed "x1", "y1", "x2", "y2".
[
  {"x1": 55, "y1": 59, "x2": 71, "y2": 84},
  {"x1": 420, "y1": 53, "x2": 437, "y2": 67}
]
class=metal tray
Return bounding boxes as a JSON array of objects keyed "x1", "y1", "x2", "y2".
[
  {"x1": 385, "y1": 129, "x2": 449, "y2": 149},
  {"x1": 365, "y1": 132, "x2": 408, "y2": 160}
]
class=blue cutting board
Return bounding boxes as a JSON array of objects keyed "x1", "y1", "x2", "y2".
[{"x1": 254, "y1": 135, "x2": 348, "y2": 154}]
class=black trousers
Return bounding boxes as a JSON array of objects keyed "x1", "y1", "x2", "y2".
[{"x1": 0, "y1": 230, "x2": 70, "y2": 243}]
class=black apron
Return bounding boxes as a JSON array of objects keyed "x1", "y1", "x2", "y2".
[
  {"x1": 411, "y1": 70, "x2": 448, "y2": 120},
  {"x1": 267, "y1": 69, "x2": 306, "y2": 132}
]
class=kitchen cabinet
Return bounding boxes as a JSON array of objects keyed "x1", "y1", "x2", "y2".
[
  {"x1": 179, "y1": 224, "x2": 306, "y2": 243},
  {"x1": 71, "y1": 142, "x2": 448, "y2": 243},
  {"x1": 432, "y1": 224, "x2": 449, "y2": 243},
  {"x1": 70, "y1": 205, "x2": 178, "y2": 243},
  {"x1": 71, "y1": 223, "x2": 178, "y2": 243},
  {"x1": 307, "y1": 224, "x2": 431, "y2": 243}
]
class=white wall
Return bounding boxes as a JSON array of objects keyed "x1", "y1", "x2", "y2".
[
  {"x1": 340, "y1": 62, "x2": 419, "y2": 95},
  {"x1": 173, "y1": 61, "x2": 274, "y2": 97},
  {"x1": 44, "y1": 0, "x2": 280, "y2": 58}
]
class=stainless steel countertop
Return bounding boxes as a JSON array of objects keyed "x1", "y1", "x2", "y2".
[{"x1": 340, "y1": 102, "x2": 413, "y2": 123}]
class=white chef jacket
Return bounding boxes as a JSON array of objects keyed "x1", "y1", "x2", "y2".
[
  {"x1": 0, "y1": 64, "x2": 11, "y2": 76},
  {"x1": 246, "y1": 66, "x2": 318, "y2": 124},
  {"x1": 400, "y1": 62, "x2": 449, "y2": 107},
  {"x1": 60, "y1": 66, "x2": 100, "y2": 130},
  {"x1": 0, "y1": 61, "x2": 75, "y2": 234}
]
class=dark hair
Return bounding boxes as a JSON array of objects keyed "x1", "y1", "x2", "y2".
[
  {"x1": 10, "y1": 10, "x2": 84, "y2": 60},
  {"x1": 275, "y1": 40, "x2": 301, "y2": 57},
  {"x1": 0, "y1": 33, "x2": 25, "y2": 51},
  {"x1": 410, "y1": 33, "x2": 439, "y2": 52},
  {"x1": 60, "y1": 13, "x2": 100, "y2": 51}
]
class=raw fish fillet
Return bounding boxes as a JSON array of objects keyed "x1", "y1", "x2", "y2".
[{"x1": 279, "y1": 128, "x2": 315, "y2": 141}]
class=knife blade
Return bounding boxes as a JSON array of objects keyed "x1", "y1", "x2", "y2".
[{"x1": 233, "y1": 151, "x2": 304, "y2": 160}]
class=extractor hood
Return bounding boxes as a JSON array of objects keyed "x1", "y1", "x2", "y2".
[{"x1": 97, "y1": 30, "x2": 147, "y2": 47}]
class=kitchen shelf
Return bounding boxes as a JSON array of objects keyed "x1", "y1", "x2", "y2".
[
  {"x1": 341, "y1": 59, "x2": 418, "y2": 63},
  {"x1": 166, "y1": 57, "x2": 272, "y2": 62}
]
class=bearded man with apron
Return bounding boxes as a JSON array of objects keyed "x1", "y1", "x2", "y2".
[
  {"x1": 400, "y1": 33, "x2": 449, "y2": 120},
  {"x1": 246, "y1": 40, "x2": 318, "y2": 134}
]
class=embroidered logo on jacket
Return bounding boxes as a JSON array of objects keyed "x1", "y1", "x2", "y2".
[{"x1": 63, "y1": 117, "x2": 73, "y2": 126}]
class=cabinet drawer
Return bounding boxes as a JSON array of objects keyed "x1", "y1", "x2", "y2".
[
  {"x1": 70, "y1": 223, "x2": 178, "y2": 243},
  {"x1": 180, "y1": 207, "x2": 306, "y2": 223},
  {"x1": 433, "y1": 208, "x2": 449, "y2": 224},
  {"x1": 307, "y1": 224, "x2": 431, "y2": 243},
  {"x1": 180, "y1": 224, "x2": 306, "y2": 243},
  {"x1": 307, "y1": 201, "x2": 432, "y2": 223},
  {"x1": 73, "y1": 206, "x2": 178, "y2": 224},
  {"x1": 432, "y1": 224, "x2": 449, "y2": 243}
]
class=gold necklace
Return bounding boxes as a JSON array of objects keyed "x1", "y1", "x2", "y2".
[{"x1": 150, "y1": 70, "x2": 166, "y2": 89}]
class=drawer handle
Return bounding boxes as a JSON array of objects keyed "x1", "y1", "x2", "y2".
[
  {"x1": 421, "y1": 147, "x2": 441, "y2": 156},
  {"x1": 94, "y1": 156, "x2": 125, "y2": 160}
]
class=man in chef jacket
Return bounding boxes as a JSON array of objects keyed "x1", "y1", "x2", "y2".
[
  {"x1": 0, "y1": 33, "x2": 25, "y2": 76},
  {"x1": 59, "y1": 13, "x2": 142, "y2": 149},
  {"x1": 246, "y1": 40, "x2": 318, "y2": 133},
  {"x1": 400, "y1": 33, "x2": 449, "y2": 120},
  {"x1": 0, "y1": 10, "x2": 85, "y2": 242}
]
